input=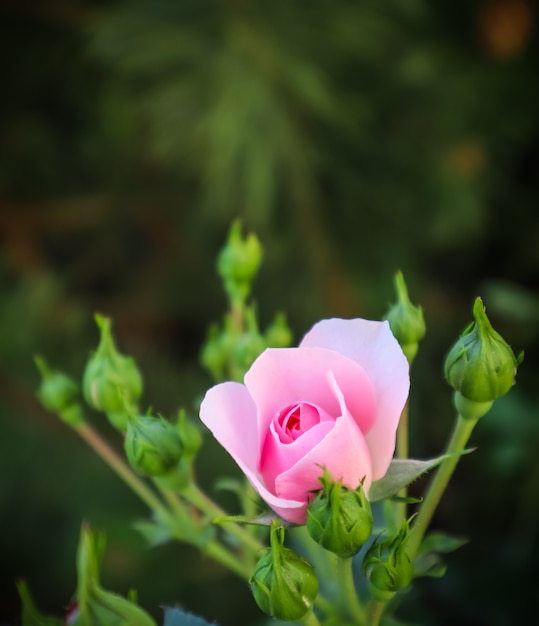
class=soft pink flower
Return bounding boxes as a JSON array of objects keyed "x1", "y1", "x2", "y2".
[{"x1": 199, "y1": 318, "x2": 410, "y2": 524}]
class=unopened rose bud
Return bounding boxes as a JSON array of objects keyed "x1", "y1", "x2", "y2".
[
  {"x1": 444, "y1": 297, "x2": 522, "y2": 420},
  {"x1": 124, "y1": 413, "x2": 183, "y2": 478},
  {"x1": 75, "y1": 524, "x2": 156, "y2": 626},
  {"x1": 384, "y1": 271, "x2": 426, "y2": 364},
  {"x1": 217, "y1": 220, "x2": 263, "y2": 304},
  {"x1": 34, "y1": 356, "x2": 83, "y2": 427},
  {"x1": 265, "y1": 312, "x2": 293, "y2": 348},
  {"x1": 176, "y1": 409, "x2": 202, "y2": 461},
  {"x1": 307, "y1": 470, "x2": 372, "y2": 558},
  {"x1": 231, "y1": 305, "x2": 266, "y2": 379},
  {"x1": 82, "y1": 314, "x2": 143, "y2": 430},
  {"x1": 363, "y1": 521, "x2": 413, "y2": 601},
  {"x1": 250, "y1": 522, "x2": 318, "y2": 621}
]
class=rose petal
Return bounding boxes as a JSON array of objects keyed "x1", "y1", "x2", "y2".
[
  {"x1": 300, "y1": 318, "x2": 409, "y2": 478},
  {"x1": 260, "y1": 406, "x2": 334, "y2": 492},
  {"x1": 199, "y1": 381, "x2": 305, "y2": 520},
  {"x1": 274, "y1": 388, "x2": 373, "y2": 524},
  {"x1": 244, "y1": 347, "x2": 377, "y2": 452}
]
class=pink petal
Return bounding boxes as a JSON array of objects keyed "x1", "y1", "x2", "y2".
[
  {"x1": 199, "y1": 382, "x2": 305, "y2": 520},
  {"x1": 244, "y1": 347, "x2": 377, "y2": 452},
  {"x1": 260, "y1": 407, "x2": 334, "y2": 492},
  {"x1": 300, "y1": 318, "x2": 409, "y2": 479},
  {"x1": 275, "y1": 404, "x2": 373, "y2": 524}
]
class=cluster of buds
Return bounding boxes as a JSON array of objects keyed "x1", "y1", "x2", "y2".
[
  {"x1": 307, "y1": 470, "x2": 373, "y2": 558},
  {"x1": 201, "y1": 222, "x2": 292, "y2": 382}
]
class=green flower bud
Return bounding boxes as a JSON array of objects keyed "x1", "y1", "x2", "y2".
[
  {"x1": 307, "y1": 470, "x2": 372, "y2": 558},
  {"x1": 363, "y1": 522, "x2": 413, "y2": 602},
  {"x1": 176, "y1": 409, "x2": 202, "y2": 460},
  {"x1": 82, "y1": 314, "x2": 143, "y2": 430},
  {"x1": 444, "y1": 297, "x2": 522, "y2": 419},
  {"x1": 265, "y1": 312, "x2": 293, "y2": 348},
  {"x1": 74, "y1": 524, "x2": 156, "y2": 626},
  {"x1": 217, "y1": 220, "x2": 263, "y2": 304},
  {"x1": 200, "y1": 323, "x2": 227, "y2": 382},
  {"x1": 124, "y1": 413, "x2": 183, "y2": 477},
  {"x1": 34, "y1": 356, "x2": 83, "y2": 427},
  {"x1": 231, "y1": 305, "x2": 266, "y2": 380},
  {"x1": 250, "y1": 521, "x2": 318, "y2": 621},
  {"x1": 384, "y1": 271, "x2": 426, "y2": 364}
]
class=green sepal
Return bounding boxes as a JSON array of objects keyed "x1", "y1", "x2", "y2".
[
  {"x1": 368, "y1": 451, "x2": 474, "y2": 502},
  {"x1": 413, "y1": 532, "x2": 468, "y2": 579},
  {"x1": 16, "y1": 580, "x2": 64, "y2": 626}
]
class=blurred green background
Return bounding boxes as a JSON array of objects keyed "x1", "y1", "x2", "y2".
[{"x1": 1, "y1": 0, "x2": 538, "y2": 624}]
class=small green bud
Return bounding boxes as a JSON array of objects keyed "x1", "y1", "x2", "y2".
[
  {"x1": 75, "y1": 524, "x2": 157, "y2": 626},
  {"x1": 231, "y1": 305, "x2": 266, "y2": 380},
  {"x1": 265, "y1": 312, "x2": 293, "y2": 348},
  {"x1": 363, "y1": 522, "x2": 413, "y2": 602},
  {"x1": 384, "y1": 271, "x2": 426, "y2": 364},
  {"x1": 200, "y1": 323, "x2": 227, "y2": 382},
  {"x1": 82, "y1": 314, "x2": 143, "y2": 430},
  {"x1": 306, "y1": 470, "x2": 373, "y2": 558},
  {"x1": 176, "y1": 409, "x2": 202, "y2": 460},
  {"x1": 124, "y1": 413, "x2": 183, "y2": 477},
  {"x1": 34, "y1": 356, "x2": 83, "y2": 427},
  {"x1": 250, "y1": 521, "x2": 318, "y2": 621},
  {"x1": 217, "y1": 220, "x2": 263, "y2": 304},
  {"x1": 444, "y1": 297, "x2": 522, "y2": 418}
]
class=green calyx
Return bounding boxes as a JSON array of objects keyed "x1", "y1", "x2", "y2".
[
  {"x1": 250, "y1": 521, "x2": 318, "y2": 621},
  {"x1": 384, "y1": 271, "x2": 426, "y2": 364},
  {"x1": 306, "y1": 469, "x2": 373, "y2": 558},
  {"x1": 444, "y1": 297, "x2": 523, "y2": 412},
  {"x1": 363, "y1": 521, "x2": 414, "y2": 601},
  {"x1": 82, "y1": 314, "x2": 143, "y2": 429},
  {"x1": 74, "y1": 524, "x2": 156, "y2": 626},
  {"x1": 124, "y1": 413, "x2": 183, "y2": 478}
]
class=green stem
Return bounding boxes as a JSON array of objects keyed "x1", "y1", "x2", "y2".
[
  {"x1": 367, "y1": 600, "x2": 385, "y2": 626},
  {"x1": 300, "y1": 610, "x2": 323, "y2": 626},
  {"x1": 181, "y1": 482, "x2": 263, "y2": 552},
  {"x1": 395, "y1": 400, "x2": 410, "y2": 523},
  {"x1": 339, "y1": 557, "x2": 365, "y2": 625},
  {"x1": 408, "y1": 414, "x2": 477, "y2": 558},
  {"x1": 75, "y1": 423, "x2": 170, "y2": 522},
  {"x1": 204, "y1": 541, "x2": 248, "y2": 579},
  {"x1": 75, "y1": 423, "x2": 248, "y2": 579}
]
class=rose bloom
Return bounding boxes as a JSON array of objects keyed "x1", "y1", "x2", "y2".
[{"x1": 200, "y1": 318, "x2": 410, "y2": 524}]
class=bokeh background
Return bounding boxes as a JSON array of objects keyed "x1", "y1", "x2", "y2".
[{"x1": 1, "y1": 0, "x2": 538, "y2": 624}]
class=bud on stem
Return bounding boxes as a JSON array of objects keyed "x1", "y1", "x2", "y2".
[
  {"x1": 444, "y1": 297, "x2": 522, "y2": 420},
  {"x1": 250, "y1": 521, "x2": 318, "y2": 621}
]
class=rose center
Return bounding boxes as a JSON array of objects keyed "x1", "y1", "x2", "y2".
[{"x1": 275, "y1": 402, "x2": 327, "y2": 443}]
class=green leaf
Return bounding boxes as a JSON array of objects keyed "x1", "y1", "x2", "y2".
[
  {"x1": 213, "y1": 512, "x2": 276, "y2": 527},
  {"x1": 133, "y1": 516, "x2": 173, "y2": 547},
  {"x1": 163, "y1": 606, "x2": 219, "y2": 626},
  {"x1": 417, "y1": 531, "x2": 469, "y2": 558},
  {"x1": 368, "y1": 451, "x2": 474, "y2": 502}
]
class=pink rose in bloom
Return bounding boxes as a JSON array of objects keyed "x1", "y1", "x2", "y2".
[{"x1": 199, "y1": 318, "x2": 410, "y2": 524}]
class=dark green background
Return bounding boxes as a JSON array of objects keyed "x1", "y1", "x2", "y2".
[{"x1": 1, "y1": 1, "x2": 538, "y2": 624}]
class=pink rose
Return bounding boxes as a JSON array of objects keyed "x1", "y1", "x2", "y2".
[{"x1": 199, "y1": 318, "x2": 410, "y2": 524}]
